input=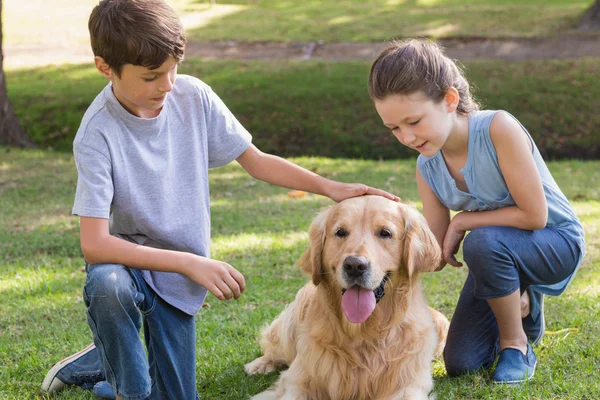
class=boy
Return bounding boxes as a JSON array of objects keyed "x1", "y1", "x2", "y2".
[{"x1": 40, "y1": 0, "x2": 398, "y2": 399}]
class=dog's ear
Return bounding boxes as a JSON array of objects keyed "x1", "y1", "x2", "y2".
[
  {"x1": 297, "y1": 206, "x2": 332, "y2": 285},
  {"x1": 402, "y1": 206, "x2": 442, "y2": 276}
]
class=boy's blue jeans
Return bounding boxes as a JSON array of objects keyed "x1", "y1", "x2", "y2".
[
  {"x1": 443, "y1": 225, "x2": 582, "y2": 376},
  {"x1": 83, "y1": 263, "x2": 199, "y2": 400}
]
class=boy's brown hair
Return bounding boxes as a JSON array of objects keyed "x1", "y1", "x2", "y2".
[{"x1": 89, "y1": 0, "x2": 186, "y2": 77}]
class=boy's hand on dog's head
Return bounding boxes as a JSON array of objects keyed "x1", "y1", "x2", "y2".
[
  {"x1": 184, "y1": 256, "x2": 246, "y2": 300},
  {"x1": 328, "y1": 182, "x2": 400, "y2": 203}
]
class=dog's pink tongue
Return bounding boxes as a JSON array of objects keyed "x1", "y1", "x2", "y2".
[{"x1": 341, "y1": 286, "x2": 376, "y2": 323}]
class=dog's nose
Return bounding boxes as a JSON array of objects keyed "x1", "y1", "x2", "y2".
[{"x1": 343, "y1": 256, "x2": 369, "y2": 278}]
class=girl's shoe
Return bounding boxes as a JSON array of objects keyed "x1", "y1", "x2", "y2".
[
  {"x1": 522, "y1": 289, "x2": 545, "y2": 345},
  {"x1": 492, "y1": 343, "x2": 537, "y2": 384}
]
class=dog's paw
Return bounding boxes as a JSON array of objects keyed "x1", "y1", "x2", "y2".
[
  {"x1": 245, "y1": 356, "x2": 277, "y2": 375},
  {"x1": 250, "y1": 390, "x2": 279, "y2": 400}
]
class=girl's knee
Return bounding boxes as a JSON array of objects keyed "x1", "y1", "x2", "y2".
[
  {"x1": 463, "y1": 227, "x2": 507, "y2": 272},
  {"x1": 463, "y1": 226, "x2": 502, "y2": 257}
]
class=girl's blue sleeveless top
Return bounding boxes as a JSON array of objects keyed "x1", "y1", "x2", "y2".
[{"x1": 417, "y1": 110, "x2": 585, "y2": 295}]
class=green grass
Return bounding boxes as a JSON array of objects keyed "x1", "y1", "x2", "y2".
[
  {"x1": 6, "y1": 57, "x2": 600, "y2": 159},
  {"x1": 0, "y1": 148, "x2": 599, "y2": 399},
  {"x1": 3, "y1": 0, "x2": 599, "y2": 398},
  {"x1": 183, "y1": 0, "x2": 592, "y2": 43},
  {"x1": 3, "y1": 0, "x2": 592, "y2": 47}
]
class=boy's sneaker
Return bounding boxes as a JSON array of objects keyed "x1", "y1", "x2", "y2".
[
  {"x1": 522, "y1": 289, "x2": 545, "y2": 345},
  {"x1": 41, "y1": 343, "x2": 105, "y2": 393},
  {"x1": 492, "y1": 343, "x2": 537, "y2": 384}
]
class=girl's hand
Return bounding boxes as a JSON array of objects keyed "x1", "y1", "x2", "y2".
[
  {"x1": 443, "y1": 215, "x2": 466, "y2": 267},
  {"x1": 183, "y1": 256, "x2": 246, "y2": 300},
  {"x1": 434, "y1": 259, "x2": 447, "y2": 272},
  {"x1": 327, "y1": 182, "x2": 400, "y2": 203}
]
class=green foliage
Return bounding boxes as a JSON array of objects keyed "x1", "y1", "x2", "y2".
[
  {"x1": 6, "y1": 57, "x2": 600, "y2": 159},
  {"x1": 0, "y1": 149, "x2": 599, "y2": 398}
]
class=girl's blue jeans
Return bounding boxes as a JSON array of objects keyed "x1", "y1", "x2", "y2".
[
  {"x1": 83, "y1": 263, "x2": 199, "y2": 400},
  {"x1": 443, "y1": 225, "x2": 582, "y2": 376}
]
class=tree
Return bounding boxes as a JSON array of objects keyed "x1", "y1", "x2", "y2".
[
  {"x1": 0, "y1": 0, "x2": 35, "y2": 147},
  {"x1": 579, "y1": 0, "x2": 600, "y2": 31}
]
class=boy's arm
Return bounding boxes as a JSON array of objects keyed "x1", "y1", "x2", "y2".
[
  {"x1": 416, "y1": 168, "x2": 452, "y2": 269},
  {"x1": 236, "y1": 144, "x2": 400, "y2": 202},
  {"x1": 80, "y1": 217, "x2": 245, "y2": 300}
]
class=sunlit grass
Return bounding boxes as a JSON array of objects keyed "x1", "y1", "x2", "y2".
[
  {"x1": 2, "y1": 0, "x2": 213, "y2": 47},
  {"x1": 182, "y1": 0, "x2": 591, "y2": 42},
  {"x1": 3, "y1": 0, "x2": 592, "y2": 50}
]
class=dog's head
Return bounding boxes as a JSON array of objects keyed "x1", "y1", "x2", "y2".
[{"x1": 297, "y1": 195, "x2": 440, "y2": 323}]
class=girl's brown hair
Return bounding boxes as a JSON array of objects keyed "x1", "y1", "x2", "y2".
[
  {"x1": 368, "y1": 39, "x2": 480, "y2": 114},
  {"x1": 89, "y1": 0, "x2": 186, "y2": 77}
]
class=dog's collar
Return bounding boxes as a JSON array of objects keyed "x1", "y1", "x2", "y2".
[
  {"x1": 341, "y1": 273, "x2": 390, "y2": 304},
  {"x1": 373, "y1": 273, "x2": 390, "y2": 303}
]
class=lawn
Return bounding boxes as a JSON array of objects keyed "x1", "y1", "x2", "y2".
[
  {"x1": 182, "y1": 0, "x2": 592, "y2": 43},
  {"x1": 2, "y1": 0, "x2": 599, "y2": 398},
  {"x1": 5, "y1": 0, "x2": 599, "y2": 160},
  {"x1": 0, "y1": 148, "x2": 599, "y2": 399},
  {"x1": 3, "y1": 0, "x2": 591, "y2": 47}
]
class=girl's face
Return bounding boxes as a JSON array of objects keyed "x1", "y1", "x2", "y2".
[{"x1": 374, "y1": 91, "x2": 456, "y2": 157}]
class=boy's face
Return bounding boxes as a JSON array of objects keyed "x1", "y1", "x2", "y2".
[
  {"x1": 374, "y1": 91, "x2": 455, "y2": 157},
  {"x1": 95, "y1": 56, "x2": 178, "y2": 118}
]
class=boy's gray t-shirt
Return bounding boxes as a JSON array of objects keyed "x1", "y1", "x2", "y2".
[{"x1": 72, "y1": 74, "x2": 252, "y2": 315}]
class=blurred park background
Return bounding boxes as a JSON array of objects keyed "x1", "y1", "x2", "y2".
[{"x1": 1, "y1": 0, "x2": 599, "y2": 399}]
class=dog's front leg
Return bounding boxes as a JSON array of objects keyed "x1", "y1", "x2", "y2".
[
  {"x1": 251, "y1": 364, "x2": 311, "y2": 400},
  {"x1": 251, "y1": 387, "x2": 309, "y2": 400}
]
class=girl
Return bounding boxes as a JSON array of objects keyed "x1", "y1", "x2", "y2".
[{"x1": 368, "y1": 39, "x2": 585, "y2": 384}]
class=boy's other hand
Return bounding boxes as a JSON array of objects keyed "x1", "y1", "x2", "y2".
[
  {"x1": 328, "y1": 182, "x2": 400, "y2": 203},
  {"x1": 185, "y1": 256, "x2": 246, "y2": 300}
]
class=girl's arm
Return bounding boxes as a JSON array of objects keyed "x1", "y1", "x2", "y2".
[
  {"x1": 416, "y1": 167, "x2": 452, "y2": 268},
  {"x1": 442, "y1": 112, "x2": 548, "y2": 265},
  {"x1": 451, "y1": 112, "x2": 547, "y2": 233},
  {"x1": 236, "y1": 144, "x2": 400, "y2": 202}
]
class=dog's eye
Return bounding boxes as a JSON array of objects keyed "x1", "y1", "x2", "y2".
[
  {"x1": 378, "y1": 228, "x2": 392, "y2": 239},
  {"x1": 335, "y1": 227, "x2": 348, "y2": 238}
]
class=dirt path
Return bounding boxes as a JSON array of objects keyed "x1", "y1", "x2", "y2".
[
  {"x1": 5, "y1": 34, "x2": 600, "y2": 69},
  {"x1": 185, "y1": 35, "x2": 600, "y2": 62}
]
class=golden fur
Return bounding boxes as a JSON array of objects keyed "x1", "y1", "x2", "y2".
[{"x1": 245, "y1": 196, "x2": 449, "y2": 400}]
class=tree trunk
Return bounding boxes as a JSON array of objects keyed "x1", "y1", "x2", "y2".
[
  {"x1": 579, "y1": 0, "x2": 600, "y2": 31},
  {"x1": 0, "y1": 0, "x2": 35, "y2": 148}
]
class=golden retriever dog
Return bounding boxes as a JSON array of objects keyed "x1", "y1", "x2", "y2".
[{"x1": 245, "y1": 195, "x2": 449, "y2": 400}]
